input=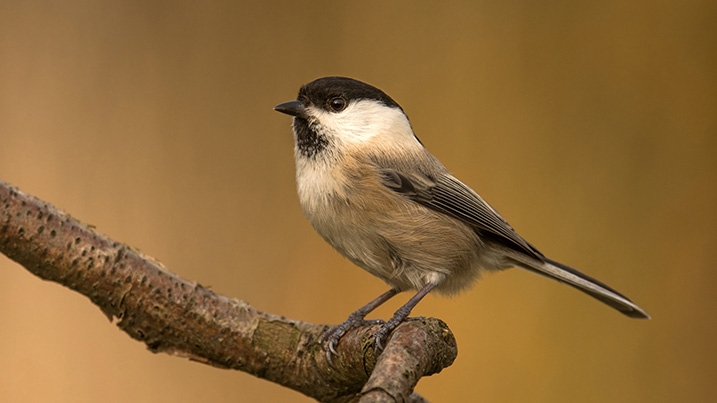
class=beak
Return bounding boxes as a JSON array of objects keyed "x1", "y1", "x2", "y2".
[{"x1": 274, "y1": 100, "x2": 305, "y2": 117}]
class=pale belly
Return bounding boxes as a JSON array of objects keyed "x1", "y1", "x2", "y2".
[{"x1": 298, "y1": 168, "x2": 495, "y2": 295}]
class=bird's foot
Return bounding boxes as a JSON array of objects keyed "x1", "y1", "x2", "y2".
[
  {"x1": 321, "y1": 313, "x2": 385, "y2": 365},
  {"x1": 371, "y1": 314, "x2": 407, "y2": 353}
]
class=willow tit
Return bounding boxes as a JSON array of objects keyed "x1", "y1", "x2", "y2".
[{"x1": 274, "y1": 76, "x2": 649, "y2": 355}]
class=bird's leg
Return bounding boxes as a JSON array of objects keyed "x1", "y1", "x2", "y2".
[
  {"x1": 322, "y1": 288, "x2": 398, "y2": 361},
  {"x1": 373, "y1": 282, "x2": 437, "y2": 352}
]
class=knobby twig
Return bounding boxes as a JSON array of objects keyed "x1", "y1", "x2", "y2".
[{"x1": 0, "y1": 180, "x2": 457, "y2": 402}]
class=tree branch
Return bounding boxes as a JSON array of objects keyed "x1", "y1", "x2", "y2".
[{"x1": 0, "y1": 180, "x2": 457, "y2": 402}]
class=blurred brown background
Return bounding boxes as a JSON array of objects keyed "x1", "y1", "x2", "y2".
[{"x1": 1, "y1": 1, "x2": 715, "y2": 402}]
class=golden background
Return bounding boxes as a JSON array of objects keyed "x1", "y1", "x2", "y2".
[{"x1": 1, "y1": 2, "x2": 714, "y2": 402}]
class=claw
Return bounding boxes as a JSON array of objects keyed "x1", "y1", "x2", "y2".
[
  {"x1": 371, "y1": 316, "x2": 401, "y2": 354},
  {"x1": 373, "y1": 335, "x2": 385, "y2": 353},
  {"x1": 328, "y1": 341, "x2": 338, "y2": 355},
  {"x1": 321, "y1": 317, "x2": 386, "y2": 365}
]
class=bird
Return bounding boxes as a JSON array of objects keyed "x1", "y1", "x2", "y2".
[{"x1": 273, "y1": 76, "x2": 649, "y2": 357}]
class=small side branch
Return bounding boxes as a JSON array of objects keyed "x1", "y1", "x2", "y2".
[{"x1": 0, "y1": 180, "x2": 457, "y2": 402}]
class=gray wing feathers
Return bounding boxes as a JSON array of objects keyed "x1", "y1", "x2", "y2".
[
  {"x1": 432, "y1": 176, "x2": 544, "y2": 258},
  {"x1": 380, "y1": 168, "x2": 543, "y2": 259}
]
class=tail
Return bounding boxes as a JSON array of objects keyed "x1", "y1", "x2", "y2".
[{"x1": 510, "y1": 256, "x2": 650, "y2": 319}]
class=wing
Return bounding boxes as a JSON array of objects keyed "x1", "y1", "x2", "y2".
[{"x1": 379, "y1": 168, "x2": 544, "y2": 260}]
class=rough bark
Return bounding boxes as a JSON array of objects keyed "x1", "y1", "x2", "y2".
[{"x1": 0, "y1": 180, "x2": 457, "y2": 402}]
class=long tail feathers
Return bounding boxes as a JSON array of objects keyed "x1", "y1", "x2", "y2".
[{"x1": 512, "y1": 256, "x2": 650, "y2": 319}]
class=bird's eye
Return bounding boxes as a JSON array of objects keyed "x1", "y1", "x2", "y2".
[{"x1": 328, "y1": 97, "x2": 347, "y2": 112}]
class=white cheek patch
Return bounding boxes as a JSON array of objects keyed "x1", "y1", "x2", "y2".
[{"x1": 307, "y1": 100, "x2": 416, "y2": 147}]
